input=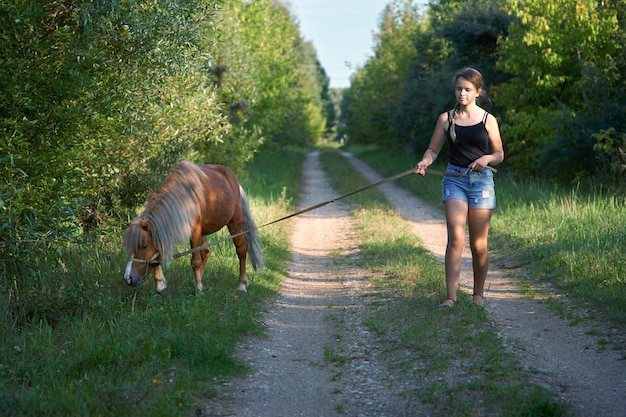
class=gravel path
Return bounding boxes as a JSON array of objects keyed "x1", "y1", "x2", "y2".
[
  {"x1": 219, "y1": 152, "x2": 353, "y2": 416},
  {"x1": 202, "y1": 151, "x2": 625, "y2": 417}
]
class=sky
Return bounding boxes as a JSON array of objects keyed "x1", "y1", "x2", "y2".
[{"x1": 288, "y1": 0, "x2": 428, "y2": 89}]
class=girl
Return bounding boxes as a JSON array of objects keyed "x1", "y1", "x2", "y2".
[{"x1": 414, "y1": 68, "x2": 504, "y2": 308}]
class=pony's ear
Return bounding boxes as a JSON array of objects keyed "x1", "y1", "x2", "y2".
[{"x1": 139, "y1": 219, "x2": 149, "y2": 230}]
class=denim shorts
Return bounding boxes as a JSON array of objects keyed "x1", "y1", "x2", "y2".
[{"x1": 442, "y1": 164, "x2": 496, "y2": 209}]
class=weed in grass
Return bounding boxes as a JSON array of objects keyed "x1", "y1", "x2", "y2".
[
  {"x1": 324, "y1": 345, "x2": 347, "y2": 366},
  {"x1": 331, "y1": 372, "x2": 344, "y2": 382},
  {"x1": 569, "y1": 318, "x2": 583, "y2": 326},
  {"x1": 516, "y1": 277, "x2": 536, "y2": 299}
]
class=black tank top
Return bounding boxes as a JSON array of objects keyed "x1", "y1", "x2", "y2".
[{"x1": 447, "y1": 111, "x2": 490, "y2": 168}]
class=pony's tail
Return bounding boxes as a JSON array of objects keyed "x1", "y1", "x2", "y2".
[{"x1": 240, "y1": 186, "x2": 264, "y2": 271}]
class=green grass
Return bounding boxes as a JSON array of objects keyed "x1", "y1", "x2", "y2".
[
  {"x1": 0, "y1": 147, "x2": 307, "y2": 416},
  {"x1": 492, "y1": 182, "x2": 626, "y2": 324},
  {"x1": 318, "y1": 148, "x2": 570, "y2": 416},
  {"x1": 346, "y1": 144, "x2": 626, "y2": 329},
  {"x1": 2, "y1": 142, "x2": 622, "y2": 415}
]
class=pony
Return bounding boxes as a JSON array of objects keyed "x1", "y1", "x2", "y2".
[{"x1": 122, "y1": 161, "x2": 263, "y2": 293}]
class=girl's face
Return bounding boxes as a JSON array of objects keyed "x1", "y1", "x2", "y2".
[{"x1": 455, "y1": 77, "x2": 480, "y2": 106}]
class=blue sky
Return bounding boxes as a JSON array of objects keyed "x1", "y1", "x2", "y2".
[{"x1": 288, "y1": 0, "x2": 428, "y2": 89}]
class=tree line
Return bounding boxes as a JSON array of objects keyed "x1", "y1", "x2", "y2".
[
  {"x1": 341, "y1": 0, "x2": 626, "y2": 186},
  {"x1": 1, "y1": 0, "x2": 334, "y2": 268},
  {"x1": 3, "y1": 0, "x2": 625, "y2": 271}
]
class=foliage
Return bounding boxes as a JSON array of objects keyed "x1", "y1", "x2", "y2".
[
  {"x1": 0, "y1": 0, "x2": 332, "y2": 277},
  {"x1": 430, "y1": 0, "x2": 510, "y2": 85},
  {"x1": 592, "y1": 127, "x2": 626, "y2": 184},
  {"x1": 340, "y1": 0, "x2": 422, "y2": 147},
  {"x1": 496, "y1": 0, "x2": 624, "y2": 180},
  {"x1": 391, "y1": 0, "x2": 509, "y2": 153},
  {"x1": 344, "y1": 0, "x2": 509, "y2": 154},
  {"x1": 1, "y1": 0, "x2": 228, "y2": 271},
  {"x1": 208, "y1": 0, "x2": 333, "y2": 152},
  {"x1": 341, "y1": 0, "x2": 626, "y2": 190}
]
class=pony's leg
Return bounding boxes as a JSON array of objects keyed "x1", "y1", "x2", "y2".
[
  {"x1": 190, "y1": 247, "x2": 209, "y2": 291},
  {"x1": 154, "y1": 265, "x2": 167, "y2": 293},
  {"x1": 190, "y1": 228, "x2": 210, "y2": 291},
  {"x1": 231, "y1": 234, "x2": 249, "y2": 293}
]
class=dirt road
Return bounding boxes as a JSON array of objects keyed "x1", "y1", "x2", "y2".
[{"x1": 203, "y1": 151, "x2": 625, "y2": 417}]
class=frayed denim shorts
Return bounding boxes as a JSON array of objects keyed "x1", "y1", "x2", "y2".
[{"x1": 442, "y1": 164, "x2": 496, "y2": 209}]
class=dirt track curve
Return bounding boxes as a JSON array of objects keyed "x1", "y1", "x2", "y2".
[{"x1": 201, "y1": 151, "x2": 625, "y2": 417}]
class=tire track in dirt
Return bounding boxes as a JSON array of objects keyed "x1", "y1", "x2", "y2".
[{"x1": 224, "y1": 151, "x2": 349, "y2": 416}]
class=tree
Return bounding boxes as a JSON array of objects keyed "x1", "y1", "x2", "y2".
[
  {"x1": 0, "y1": 0, "x2": 229, "y2": 212},
  {"x1": 341, "y1": 0, "x2": 422, "y2": 147},
  {"x1": 0, "y1": 0, "x2": 336, "y2": 272},
  {"x1": 209, "y1": 0, "x2": 331, "y2": 150},
  {"x1": 496, "y1": 0, "x2": 622, "y2": 181}
]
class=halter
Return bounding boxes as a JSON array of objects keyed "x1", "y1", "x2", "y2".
[
  {"x1": 129, "y1": 252, "x2": 161, "y2": 266},
  {"x1": 126, "y1": 252, "x2": 161, "y2": 282}
]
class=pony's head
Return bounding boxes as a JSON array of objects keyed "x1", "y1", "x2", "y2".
[{"x1": 122, "y1": 220, "x2": 160, "y2": 286}]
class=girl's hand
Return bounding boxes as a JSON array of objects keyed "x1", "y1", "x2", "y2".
[
  {"x1": 470, "y1": 156, "x2": 491, "y2": 172},
  {"x1": 414, "y1": 160, "x2": 428, "y2": 176}
]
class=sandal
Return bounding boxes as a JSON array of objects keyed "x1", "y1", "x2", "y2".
[
  {"x1": 472, "y1": 293, "x2": 485, "y2": 308},
  {"x1": 437, "y1": 298, "x2": 455, "y2": 309}
]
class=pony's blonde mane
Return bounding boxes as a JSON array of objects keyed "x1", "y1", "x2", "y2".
[{"x1": 123, "y1": 160, "x2": 205, "y2": 264}]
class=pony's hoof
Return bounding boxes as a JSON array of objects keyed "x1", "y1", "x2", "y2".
[{"x1": 237, "y1": 284, "x2": 248, "y2": 294}]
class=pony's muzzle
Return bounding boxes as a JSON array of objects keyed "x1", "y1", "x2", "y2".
[{"x1": 123, "y1": 260, "x2": 140, "y2": 286}]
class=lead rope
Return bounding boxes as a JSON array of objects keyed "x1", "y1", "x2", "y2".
[
  {"x1": 170, "y1": 168, "x2": 416, "y2": 261},
  {"x1": 135, "y1": 165, "x2": 496, "y2": 264}
]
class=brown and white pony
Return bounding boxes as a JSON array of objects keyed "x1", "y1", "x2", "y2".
[{"x1": 122, "y1": 161, "x2": 263, "y2": 293}]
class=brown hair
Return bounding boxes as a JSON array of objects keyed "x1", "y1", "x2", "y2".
[
  {"x1": 453, "y1": 67, "x2": 483, "y2": 91},
  {"x1": 449, "y1": 67, "x2": 484, "y2": 142}
]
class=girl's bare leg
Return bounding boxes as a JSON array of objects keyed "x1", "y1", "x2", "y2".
[
  {"x1": 444, "y1": 200, "x2": 469, "y2": 303},
  {"x1": 468, "y1": 208, "x2": 493, "y2": 306}
]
